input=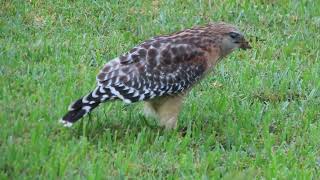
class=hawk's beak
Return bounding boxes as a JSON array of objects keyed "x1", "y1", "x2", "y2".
[{"x1": 239, "y1": 39, "x2": 251, "y2": 50}]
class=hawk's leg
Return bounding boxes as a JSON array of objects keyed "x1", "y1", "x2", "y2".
[{"x1": 144, "y1": 94, "x2": 184, "y2": 130}]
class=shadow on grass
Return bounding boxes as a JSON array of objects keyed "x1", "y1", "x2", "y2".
[
  {"x1": 56, "y1": 114, "x2": 194, "y2": 144},
  {"x1": 54, "y1": 112, "x2": 247, "y2": 152}
]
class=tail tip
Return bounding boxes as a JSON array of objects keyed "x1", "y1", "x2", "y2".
[{"x1": 59, "y1": 119, "x2": 73, "y2": 127}]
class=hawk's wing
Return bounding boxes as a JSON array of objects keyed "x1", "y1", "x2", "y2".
[{"x1": 96, "y1": 41, "x2": 208, "y2": 103}]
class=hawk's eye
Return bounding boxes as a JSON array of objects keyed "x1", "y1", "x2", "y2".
[{"x1": 229, "y1": 32, "x2": 240, "y2": 40}]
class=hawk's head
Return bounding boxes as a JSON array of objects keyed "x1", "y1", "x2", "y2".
[{"x1": 207, "y1": 22, "x2": 251, "y2": 55}]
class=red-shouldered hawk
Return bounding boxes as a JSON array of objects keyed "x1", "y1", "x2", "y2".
[{"x1": 60, "y1": 22, "x2": 251, "y2": 129}]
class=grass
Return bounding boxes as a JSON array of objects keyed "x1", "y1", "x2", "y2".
[{"x1": 1, "y1": 0, "x2": 320, "y2": 179}]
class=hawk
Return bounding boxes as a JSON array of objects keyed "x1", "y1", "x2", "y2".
[{"x1": 59, "y1": 22, "x2": 251, "y2": 129}]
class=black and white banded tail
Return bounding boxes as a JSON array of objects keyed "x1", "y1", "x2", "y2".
[{"x1": 59, "y1": 86, "x2": 116, "y2": 127}]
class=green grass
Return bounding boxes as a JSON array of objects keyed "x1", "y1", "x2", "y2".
[{"x1": 1, "y1": 0, "x2": 320, "y2": 179}]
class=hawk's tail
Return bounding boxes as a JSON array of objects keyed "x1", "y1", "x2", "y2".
[{"x1": 59, "y1": 86, "x2": 114, "y2": 127}]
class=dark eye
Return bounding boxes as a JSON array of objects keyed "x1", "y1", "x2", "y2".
[{"x1": 229, "y1": 32, "x2": 240, "y2": 39}]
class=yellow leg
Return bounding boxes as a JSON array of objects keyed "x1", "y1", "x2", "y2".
[{"x1": 144, "y1": 95, "x2": 184, "y2": 130}]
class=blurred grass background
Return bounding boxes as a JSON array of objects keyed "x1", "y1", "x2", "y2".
[{"x1": 1, "y1": 0, "x2": 320, "y2": 178}]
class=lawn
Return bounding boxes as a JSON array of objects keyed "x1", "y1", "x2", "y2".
[{"x1": 1, "y1": 0, "x2": 320, "y2": 179}]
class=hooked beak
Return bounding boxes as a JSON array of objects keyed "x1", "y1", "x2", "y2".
[{"x1": 239, "y1": 38, "x2": 252, "y2": 50}]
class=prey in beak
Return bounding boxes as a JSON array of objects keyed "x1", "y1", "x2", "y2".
[{"x1": 239, "y1": 39, "x2": 252, "y2": 50}]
